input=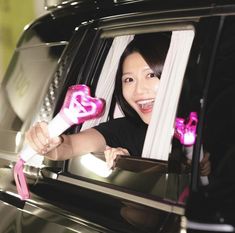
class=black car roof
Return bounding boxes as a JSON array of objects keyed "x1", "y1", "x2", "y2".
[{"x1": 45, "y1": 0, "x2": 235, "y2": 11}]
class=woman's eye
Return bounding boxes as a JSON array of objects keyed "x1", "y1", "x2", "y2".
[
  {"x1": 147, "y1": 72, "x2": 158, "y2": 78},
  {"x1": 123, "y1": 77, "x2": 134, "y2": 83}
]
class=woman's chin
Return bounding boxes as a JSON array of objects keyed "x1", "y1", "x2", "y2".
[{"x1": 140, "y1": 114, "x2": 151, "y2": 125}]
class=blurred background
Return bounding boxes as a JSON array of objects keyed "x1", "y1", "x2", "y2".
[{"x1": 0, "y1": 0, "x2": 48, "y2": 82}]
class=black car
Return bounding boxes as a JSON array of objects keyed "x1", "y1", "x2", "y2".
[{"x1": 0, "y1": 0, "x2": 235, "y2": 232}]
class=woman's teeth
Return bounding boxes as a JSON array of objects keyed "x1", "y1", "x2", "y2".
[{"x1": 137, "y1": 99, "x2": 154, "y2": 109}]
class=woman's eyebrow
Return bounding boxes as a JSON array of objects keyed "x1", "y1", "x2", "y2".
[
  {"x1": 122, "y1": 72, "x2": 132, "y2": 76},
  {"x1": 143, "y1": 67, "x2": 153, "y2": 72}
]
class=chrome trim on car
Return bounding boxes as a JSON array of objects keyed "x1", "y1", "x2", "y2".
[
  {"x1": 16, "y1": 41, "x2": 68, "y2": 50},
  {"x1": 57, "y1": 174, "x2": 185, "y2": 215},
  {"x1": 101, "y1": 23, "x2": 195, "y2": 38}
]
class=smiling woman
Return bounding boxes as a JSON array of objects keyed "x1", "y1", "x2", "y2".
[{"x1": 114, "y1": 33, "x2": 170, "y2": 125}]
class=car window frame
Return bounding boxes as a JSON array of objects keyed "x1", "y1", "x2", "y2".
[{"x1": 41, "y1": 18, "x2": 200, "y2": 210}]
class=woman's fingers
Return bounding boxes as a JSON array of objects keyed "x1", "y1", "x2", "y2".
[
  {"x1": 104, "y1": 146, "x2": 117, "y2": 169},
  {"x1": 104, "y1": 146, "x2": 130, "y2": 169},
  {"x1": 119, "y1": 147, "x2": 130, "y2": 155},
  {"x1": 185, "y1": 152, "x2": 211, "y2": 176},
  {"x1": 25, "y1": 122, "x2": 47, "y2": 153},
  {"x1": 25, "y1": 122, "x2": 62, "y2": 155},
  {"x1": 34, "y1": 122, "x2": 50, "y2": 153}
]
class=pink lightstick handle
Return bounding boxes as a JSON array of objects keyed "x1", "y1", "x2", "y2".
[{"x1": 14, "y1": 84, "x2": 105, "y2": 200}]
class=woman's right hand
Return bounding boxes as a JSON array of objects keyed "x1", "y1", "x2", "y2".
[{"x1": 25, "y1": 122, "x2": 63, "y2": 156}]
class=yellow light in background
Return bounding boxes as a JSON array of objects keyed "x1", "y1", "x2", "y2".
[{"x1": 0, "y1": 0, "x2": 35, "y2": 81}]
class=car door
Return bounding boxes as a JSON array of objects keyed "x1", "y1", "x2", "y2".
[{"x1": 185, "y1": 15, "x2": 235, "y2": 232}]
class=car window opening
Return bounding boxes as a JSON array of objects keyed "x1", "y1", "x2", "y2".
[{"x1": 68, "y1": 29, "x2": 195, "y2": 182}]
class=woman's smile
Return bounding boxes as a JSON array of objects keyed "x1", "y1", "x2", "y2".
[{"x1": 136, "y1": 98, "x2": 155, "y2": 113}]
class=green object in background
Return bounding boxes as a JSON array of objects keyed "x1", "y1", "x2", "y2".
[{"x1": 0, "y1": 0, "x2": 35, "y2": 81}]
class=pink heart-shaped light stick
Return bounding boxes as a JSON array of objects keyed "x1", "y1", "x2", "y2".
[
  {"x1": 174, "y1": 112, "x2": 209, "y2": 185},
  {"x1": 14, "y1": 84, "x2": 105, "y2": 200},
  {"x1": 174, "y1": 112, "x2": 198, "y2": 146}
]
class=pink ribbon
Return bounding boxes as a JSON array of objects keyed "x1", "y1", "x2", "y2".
[{"x1": 14, "y1": 159, "x2": 30, "y2": 200}]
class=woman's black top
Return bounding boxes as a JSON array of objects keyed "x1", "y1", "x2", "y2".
[{"x1": 94, "y1": 117, "x2": 148, "y2": 156}]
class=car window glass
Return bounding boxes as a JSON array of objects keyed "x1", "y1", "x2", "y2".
[{"x1": 142, "y1": 30, "x2": 195, "y2": 160}]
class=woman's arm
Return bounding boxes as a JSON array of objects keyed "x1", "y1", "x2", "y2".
[{"x1": 25, "y1": 122, "x2": 106, "y2": 161}]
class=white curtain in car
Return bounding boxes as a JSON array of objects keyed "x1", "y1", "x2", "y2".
[
  {"x1": 81, "y1": 35, "x2": 133, "y2": 130},
  {"x1": 142, "y1": 30, "x2": 195, "y2": 160}
]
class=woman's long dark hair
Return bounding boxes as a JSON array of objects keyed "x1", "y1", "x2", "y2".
[{"x1": 114, "y1": 32, "x2": 171, "y2": 123}]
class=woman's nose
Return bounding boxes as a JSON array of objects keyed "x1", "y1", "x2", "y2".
[
  {"x1": 134, "y1": 81, "x2": 143, "y2": 94},
  {"x1": 134, "y1": 79, "x2": 148, "y2": 94}
]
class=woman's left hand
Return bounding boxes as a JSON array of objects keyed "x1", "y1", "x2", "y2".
[
  {"x1": 200, "y1": 152, "x2": 211, "y2": 176},
  {"x1": 104, "y1": 146, "x2": 130, "y2": 169},
  {"x1": 185, "y1": 151, "x2": 211, "y2": 176}
]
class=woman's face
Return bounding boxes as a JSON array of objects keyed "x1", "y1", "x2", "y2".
[{"x1": 122, "y1": 52, "x2": 160, "y2": 124}]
